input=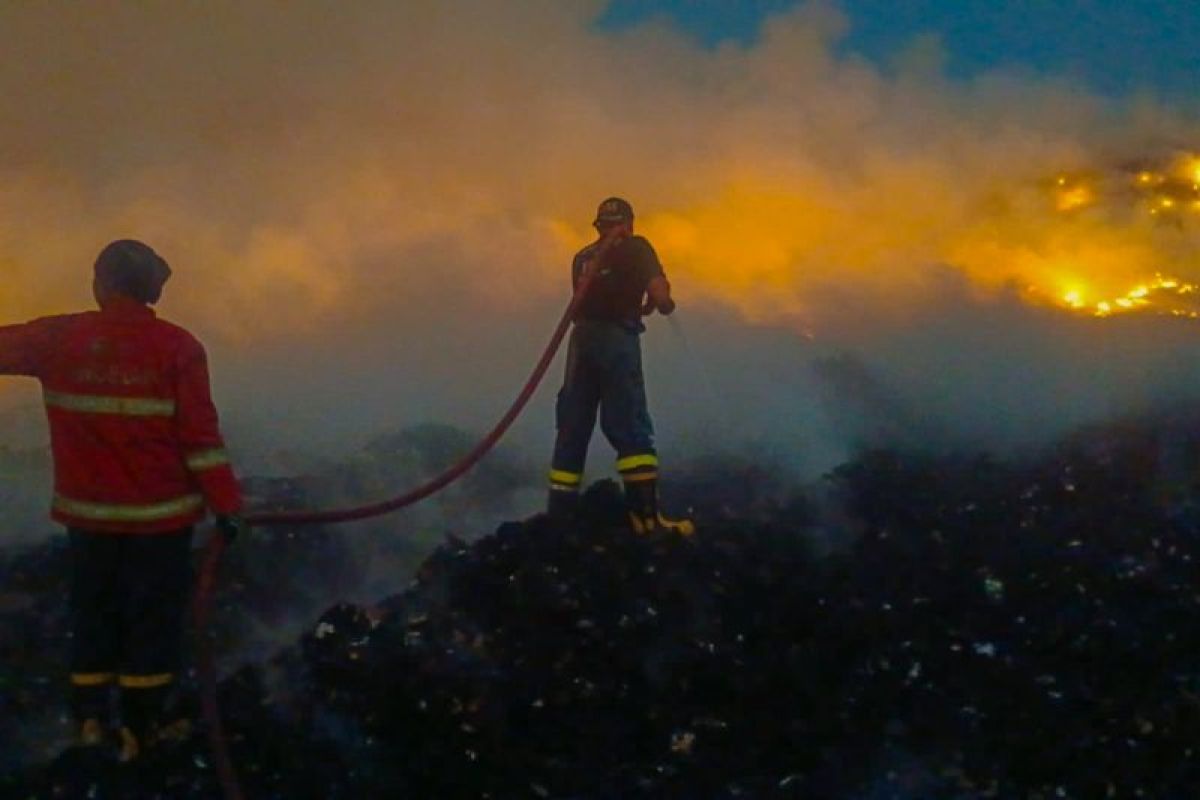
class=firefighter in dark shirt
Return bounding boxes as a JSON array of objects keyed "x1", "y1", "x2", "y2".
[{"x1": 548, "y1": 197, "x2": 694, "y2": 536}]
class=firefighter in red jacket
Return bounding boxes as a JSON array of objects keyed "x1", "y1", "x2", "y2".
[{"x1": 0, "y1": 240, "x2": 244, "y2": 761}]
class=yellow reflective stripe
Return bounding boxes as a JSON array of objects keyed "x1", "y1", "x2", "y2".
[
  {"x1": 186, "y1": 448, "x2": 229, "y2": 472},
  {"x1": 45, "y1": 391, "x2": 175, "y2": 417},
  {"x1": 119, "y1": 673, "x2": 174, "y2": 689},
  {"x1": 621, "y1": 471, "x2": 658, "y2": 483},
  {"x1": 616, "y1": 454, "x2": 658, "y2": 473},
  {"x1": 548, "y1": 469, "x2": 582, "y2": 487},
  {"x1": 54, "y1": 494, "x2": 203, "y2": 523},
  {"x1": 71, "y1": 672, "x2": 115, "y2": 686}
]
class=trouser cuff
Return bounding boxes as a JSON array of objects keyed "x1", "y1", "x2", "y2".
[
  {"x1": 119, "y1": 674, "x2": 175, "y2": 738},
  {"x1": 548, "y1": 468, "x2": 583, "y2": 493},
  {"x1": 70, "y1": 673, "x2": 116, "y2": 723}
]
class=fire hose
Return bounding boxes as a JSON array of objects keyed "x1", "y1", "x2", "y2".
[{"x1": 191, "y1": 263, "x2": 602, "y2": 800}]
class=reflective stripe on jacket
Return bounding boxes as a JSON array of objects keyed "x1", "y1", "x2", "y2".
[{"x1": 0, "y1": 297, "x2": 242, "y2": 533}]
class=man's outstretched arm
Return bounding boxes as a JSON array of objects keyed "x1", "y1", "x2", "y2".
[{"x1": 0, "y1": 318, "x2": 62, "y2": 377}]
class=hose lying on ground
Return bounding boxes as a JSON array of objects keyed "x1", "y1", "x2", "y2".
[{"x1": 192, "y1": 264, "x2": 601, "y2": 800}]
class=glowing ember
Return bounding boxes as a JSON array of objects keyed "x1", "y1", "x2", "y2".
[
  {"x1": 1180, "y1": 155, "x2": 1200, "y2": 185},
  {"x1": 1028, "y1": 152, "x2": 1200, "y2": 320},
  {"x1": 1063, "y1": 289, "x2": 1085, "y2": 308},
  {"x1": 1055, "y1": 184, "x2": 1093, "y2": 212},
  {"x1": 1078, "y1": 275, "x2": 1200, "y2": 318}
]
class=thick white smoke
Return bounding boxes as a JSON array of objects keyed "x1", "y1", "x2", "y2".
[{"x1": 1, "y1": 1, "x2": 1199, "y2": 541}]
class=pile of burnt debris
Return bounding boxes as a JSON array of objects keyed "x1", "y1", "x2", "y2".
[{"x1": 7, "y1": 420, "x2": 1200, "y2": 798}]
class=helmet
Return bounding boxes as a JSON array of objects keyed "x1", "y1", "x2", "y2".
[
  {"x1": 94, "y1": 240, "x2": 172, "y2": 305},
  {"x1": 593, "y1": 196, "x2": 634, "y2": 226}
]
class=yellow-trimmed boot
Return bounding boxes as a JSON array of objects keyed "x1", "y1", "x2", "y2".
[
  {"x1": 117, "y1": 726, "x2": 141, "y2": 764},
  {"x1": 624, "y1": 476, "x2": 694, "y2": 537},
  {"x1": 79, "y1": 718, "x2": 106, "y2": 747},
  {"x1": 547, "y1": 468, "x2": 583, "y2": 525}
]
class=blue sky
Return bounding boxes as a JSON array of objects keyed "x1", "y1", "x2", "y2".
[{"x1": 598, "y1": 0, "x2": 1200, "y2": 99}]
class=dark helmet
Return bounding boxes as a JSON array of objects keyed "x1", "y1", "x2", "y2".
[
  {"x1": 94, "y1": 239, "x2": 172, "y2": 305},
  {"x1": 593, "y1": 196, "x2": 634, "y2": 227}
]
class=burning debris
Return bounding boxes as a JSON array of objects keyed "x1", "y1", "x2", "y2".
[
  {"x1": 1045, "y1": 150, "x2": 1200, "y2": 318},
  {"x1": 6, "y1": 417, "x2": 1200, "y2": 797}
]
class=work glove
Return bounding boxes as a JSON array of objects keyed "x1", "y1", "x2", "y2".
[
  {"x1": 641, "y1": 297, "x2": 676, "y2": 316},
  {"x1": 215, "y1": 514, "x2": 246, "y2": 544}
]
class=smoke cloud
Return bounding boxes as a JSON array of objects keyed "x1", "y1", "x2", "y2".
[{"x1": 2, "y1": 1, "x2": 1200, "y2": 532}]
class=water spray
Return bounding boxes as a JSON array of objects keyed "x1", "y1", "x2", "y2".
[{"x1": 665, "y1": 313, "x2": 727, "y2": 419}]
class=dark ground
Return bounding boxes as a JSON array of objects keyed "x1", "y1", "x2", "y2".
[{"x1": 4, "y1": 419, "x2": 1200, "y2": 798}]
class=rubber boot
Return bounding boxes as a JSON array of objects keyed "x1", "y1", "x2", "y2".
[
  {"x1": 119, "y1": 682, "x2": 172, "y2": 762},
  {"x1": 624, "y1": 477, "x2": 695, "y2": 537},
  {"x1": 68, "y1": 717, "x2": 115, "y2": 776},
  {"x1": 117, "y1": 727, "x2": 140, "y2": 764},
  {"x1": 73, "y1": 680, "x2": 114, "y2": 750},
  {"x1": 547, "y1": 488, "x2": 580, "y2": 526},
  {"x1": 79, "y1": 718, "x2": 106, "y2": 747},
  {"x1": 71, "y1": 678, "x2": 114, "y2": 733}
]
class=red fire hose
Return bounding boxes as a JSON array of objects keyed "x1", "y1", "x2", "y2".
[{"x1": 191, "y1": 265, "x2": 600, "y2": 800}]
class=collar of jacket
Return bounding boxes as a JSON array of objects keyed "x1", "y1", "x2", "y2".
[{"x1": 98, "y1": 295, "x2": 156, "y2": 319}]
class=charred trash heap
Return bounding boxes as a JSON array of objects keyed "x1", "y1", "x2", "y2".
[{"x1": 8, "y1": 423, "x2": 1200, "y2": 798}]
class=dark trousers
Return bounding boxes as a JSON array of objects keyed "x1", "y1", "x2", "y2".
[
  {"x1": 551, "y1": 320, "x2": 656, "y2": 476},
  {"x1": 68, "y1": 527, "x2": 193, "y2": 734}
]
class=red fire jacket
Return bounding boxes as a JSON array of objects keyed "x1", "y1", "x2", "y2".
[{"x1": 0, "y1": 297, "x2": 242, "y2": 533}]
